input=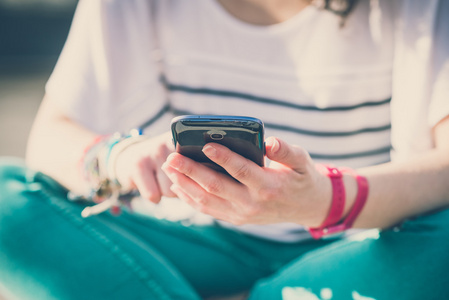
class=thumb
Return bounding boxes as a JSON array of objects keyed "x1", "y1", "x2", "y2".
[{"x1": 265, "y1": 137, "x2": 311, "y2": 173}]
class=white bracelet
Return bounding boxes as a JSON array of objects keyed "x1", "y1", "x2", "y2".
[{"x1": 106, "y1": 135, "x2": 150, "y2": 187}]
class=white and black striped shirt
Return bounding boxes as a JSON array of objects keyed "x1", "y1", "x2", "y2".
[{"x1": 46, "y1": 0, "x2": 449, "y2": 241}]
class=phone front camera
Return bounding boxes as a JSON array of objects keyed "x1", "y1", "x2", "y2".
[{"x1": 210, "y1": 133, "x2": 224, "y2": 140}]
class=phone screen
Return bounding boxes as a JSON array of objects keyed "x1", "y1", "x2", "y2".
[{"x1": 171, "y1": 115, "x2": 265, "y2": 171}]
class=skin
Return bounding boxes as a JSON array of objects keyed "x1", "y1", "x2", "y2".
[{"x1": 217, "y1": 0, "x2": 312, "y2": 25}]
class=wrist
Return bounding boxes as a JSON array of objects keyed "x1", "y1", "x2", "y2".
[
  {"x1": 307, "y1": 168, "x2": 333, "y2": 228},
  {"x1": 108, "y1": 136, "x2": 148, "y2": 177},
  {"x1": 311, "y1": 165, "x2": 345, "y2": 229},
  {"x1": 77, "y1": 129, "x2": 146, "y2": 217},
  {"x1": 309, "y1": 164, "x2": 369, "y2": 239}
]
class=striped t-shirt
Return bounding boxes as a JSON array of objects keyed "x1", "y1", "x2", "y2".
[{"x1": 46, "y1": 0, "x2": 449, "y2": 242}]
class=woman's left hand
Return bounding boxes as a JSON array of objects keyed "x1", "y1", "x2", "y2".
[{"x1": 162, "y1": 137, "x2": 333, "y2": 227}]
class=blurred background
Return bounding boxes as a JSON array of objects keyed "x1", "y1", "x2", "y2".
[{"x1": 0, "y1": 0, "x2": 77, "y2": 158}]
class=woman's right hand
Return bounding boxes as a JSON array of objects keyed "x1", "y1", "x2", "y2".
[{"x1": 114, "y1": 131, "x2": 177, "y2": 203}]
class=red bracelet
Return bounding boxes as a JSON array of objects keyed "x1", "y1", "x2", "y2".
[
  {"x1": 309, "y1": 165, "x2": 346, "y2": 239},
  {"x1": 309, "y1": 165, "x2": 369, "y2": 239}
]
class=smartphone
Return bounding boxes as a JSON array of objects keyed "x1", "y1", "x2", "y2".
[{"x1": 171, "y1": 115, "x2": 265, "y2": 172}]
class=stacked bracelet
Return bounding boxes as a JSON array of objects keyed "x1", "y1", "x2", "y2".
[
  {"x1": 106, "y1": 135, "x2": 149, "y2": 185},
  {"x1": 309, "y1": 164, "x2": 369, "y2": 239},
  {"x1": 78, "y1": 129, "x2": 148, "y2": 217},
  {"x1": 79, "y1": 134, "x2": 111, "y2": 200}
]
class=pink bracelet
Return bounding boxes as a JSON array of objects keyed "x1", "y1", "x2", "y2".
[
  {"x1": 309, "y1": 165, "x2": 369, "y2": 239},
  {"x1": 309, "y1": 165, "x2": 346, "y2": 239}
]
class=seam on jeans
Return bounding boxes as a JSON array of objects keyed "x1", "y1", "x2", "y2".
[{"x1": 29, "y1": 187, "x2": 174, "y2": 300}]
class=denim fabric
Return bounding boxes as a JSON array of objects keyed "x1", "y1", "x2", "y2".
[
  {"x1": 250, "y1": 207, "x2": 449, "y2": 300},
  {"x1": 1, "y1": 158, "x2": 448, "y2": 300}
]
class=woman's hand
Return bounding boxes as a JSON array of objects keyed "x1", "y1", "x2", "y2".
[
  {"x1": 115, "y1": 131, "x2": 177, "y2": 203},
  {"x1": 161, "y1": 137, "x2": 333, "y2": 227}
]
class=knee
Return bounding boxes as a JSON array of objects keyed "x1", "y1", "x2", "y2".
[
  {"x1": 0, "y1": 157, "x2": 30, "y2": 190},
  {"x1": 0, "y1": 157, "x2": 28, "y2": 182},
  {"x1": 0, "y1": 157, "x2": 46, "y2": 214}
]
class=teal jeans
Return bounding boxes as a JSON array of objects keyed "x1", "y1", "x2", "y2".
[{"x1": 1, "y1": 158, "x2": 449, "y2": 300}]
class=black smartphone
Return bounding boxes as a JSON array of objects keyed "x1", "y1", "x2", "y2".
[{"x1": 171, "y1": 115, "x2": 265, "y2": 172}]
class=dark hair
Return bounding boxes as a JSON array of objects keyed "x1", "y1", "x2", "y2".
[
  {"x1": 323, "y1": 0, "x2": 359, "y2": 17},
  {"x1": 318, "y1": 0, "x2": 359, "y2": 26}
]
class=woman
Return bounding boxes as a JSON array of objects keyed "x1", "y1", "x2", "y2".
[{"x1": 1, "y1": 0, "x2": 448, "y2": 299}]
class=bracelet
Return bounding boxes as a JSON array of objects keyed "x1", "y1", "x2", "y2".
[
  {"x1": 106, "y1": 135, "x2": 150, "y2": 185},
  {"x1": 96, "y1": 133, "x2": 124, "y2": 182},
  {"x1": 309, "y1": 165, "x2": 346, "y2": 239},
  {"x1": 308, "y1": 165, "x2": 369, "y2": 239},
  {"x1": 78, "y1": 129, "x2": 146, "y2": 217},
  {"x1": 79, "y1": 135, "x2": 110, "y2": 191}
]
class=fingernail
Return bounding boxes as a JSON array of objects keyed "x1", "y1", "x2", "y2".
[
  {"x1": 202, "y1": 145, "x2": 217, "y2": 158},
  {"x1": 161, "y1": 163, "x2": 171, "y2": 173},
  {"x1": 170, "y1": 184, "x2": 181, "y2": 193},
  {"x1": 270, "y1": 138, "x2": 280, "y2": 154},
  {"x1": 168, "y1": 156, "x2": 183, "y2": 170}
]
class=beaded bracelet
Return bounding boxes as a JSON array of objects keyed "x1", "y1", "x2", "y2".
[
  {"x1": 78, "y1": 129, "x2": 147, "y2": 217},
  {"x1": 79, "y1": 134, "x2": 111, "y2": 201}
]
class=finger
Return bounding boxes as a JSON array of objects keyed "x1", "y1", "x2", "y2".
[
  {"x1": 170, "y1": 184, "x2": 232, "y2": 221},
  {"x1": 156, "y1": 169, "x2": 177, "y2": 197},
  {"x1": 163, "y1": 165, "x2": 233, "y2": 213},
  {"x1": 201, "y1": 143, "x2": 266, "y2": 188},
  {"x1": 265, "y1": 137, "x2": 311, "y2": 174},
  {"x1": 155, "y1": 154, "x2": 177, "y2": 198},
  {"x1": 132, "y1": 160, "x2": 162, "y2": 203},
  {"x1": 163, "y1": 152, "x2": 245, "y2": 199}
]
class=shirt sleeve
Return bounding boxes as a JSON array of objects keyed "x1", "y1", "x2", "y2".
[
  {"x1": 428, "y1": 0, "x2": 449, "y2": 127},
  {"x1": 391, "y1": 0, "x2": 449, "y2": 159},
  {"x1": 45, "y1": 0, "x2": 166, "y2": 134}
]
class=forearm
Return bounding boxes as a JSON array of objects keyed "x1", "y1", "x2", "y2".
[
  {"x1": 26, "y1": 96, "x2": 97, "y2": 195},
  {"x1": 348, "y1": 116, "x2": 449, "y2": 228},
  {"x1": 349, "y1": 149, "x2": 449, "y2": 229},
  {"x1": 345, "y1": 116, "x2": 449, "y2": 229}
]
